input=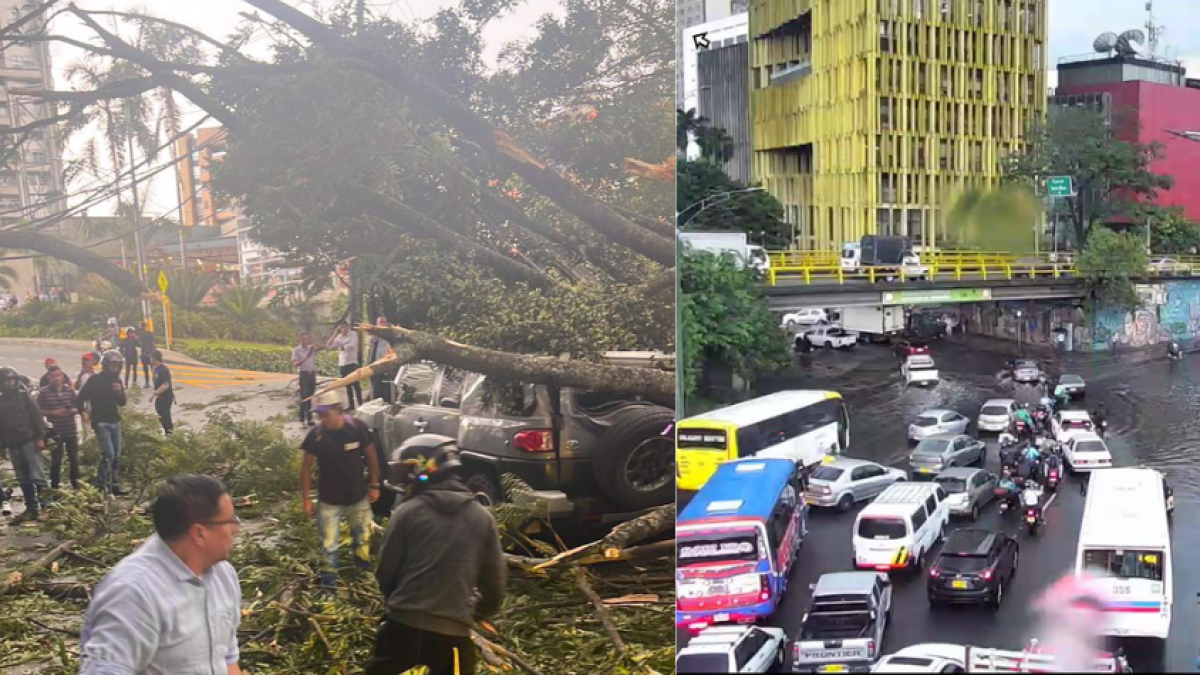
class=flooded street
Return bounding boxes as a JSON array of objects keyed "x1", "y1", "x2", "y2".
[{"x1": 702, "y1": 336, "x2": 1200, "y2": 671}]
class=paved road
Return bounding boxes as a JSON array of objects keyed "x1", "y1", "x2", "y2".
[
  {"x1": 2, "y1": 340, "x2": 293, "y2": 389},
  {"x1": 681, "y1": 338, "x2": 1197, "y2": 672}
]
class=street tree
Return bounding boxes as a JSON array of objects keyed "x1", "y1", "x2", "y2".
[
  {"x1": 679, "y1": 248, "x2": 790, "y2": 411},
  {"x1": 1075, "y1": 228, "x2": 1148, "y2": 311},
  {"x1": 0, "y1": 0, "x2": 674, "y2": 399},
  {"x1": 678, "y1": 158, "x2": 791, "y2": 247},
  {"x1": 1004, "y1": 106, "x2": 1173, "y2": 247}
]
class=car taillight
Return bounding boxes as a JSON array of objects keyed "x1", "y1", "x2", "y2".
[
  {"x1": 929, "y1": 566, "x2": 940, "y2": 579},
  {"x1": 867, "y1": 639, "x2": 876, "y2": 657},
  {"x1": 759, "y1": 576, "x2": 770, "y2": 602},
  {"x1": 513, "y1": 429, "x2": 554, "y2": 452},
  {"x1": 794, "y1": 643, "x2": 801, "y2": 659},
  {"x1": 981, "y1": 568, "x2": 995, "y2": 581}
]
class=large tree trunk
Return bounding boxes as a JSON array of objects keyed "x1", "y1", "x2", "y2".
[
  {"x1": 0, "y1": 229, "x2": 150, "y2": 297},
  {"x1": 309, "y1": 325, "x2": 674, "y2": 403},
  {"x1": 242, "y1": 0, "x2": 676, "y2": 268}
]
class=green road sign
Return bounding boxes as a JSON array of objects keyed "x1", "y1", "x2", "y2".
[
  {"x1": 1047, "y1": 176, "x2": 1073, "y2": 197},
  {"x1": 882, "y1": 288, "x2": 992, "y2": 305}
]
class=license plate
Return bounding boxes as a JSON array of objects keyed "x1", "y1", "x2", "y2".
[
  {"x1": 806, "y1": 497, "x2": 819, "y2": 505},
  {"x1": 819, "y1": 666, "x2": 847, "y2": 673},
  {"x1": 713, "y1": 613, "x2": 729, "y2": 623},
  {"x1": 952, "y1": 580, "x2": 968, "y2": 589},
  {"x1": 1026, "y1": 516, "x2": 1036, "y2": 523},
  {"x1": 919, "y1": 467, "x2": 933, "y2": 473}
]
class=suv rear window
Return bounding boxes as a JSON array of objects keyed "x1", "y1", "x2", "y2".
[
  {"x1": 936, "y1": 555, "x2": 990, "y2": 573},
  {"x1": 857, "y1": 518, "x2": 907, "y2": 539}
]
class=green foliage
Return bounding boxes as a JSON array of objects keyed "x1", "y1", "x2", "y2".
[
  {"x1": 1075, "y1": 228, "x2": 1148, "y2": 311},
  {"x1": 167, "y1": 307, "x2": 294, "y2": 344},
  {"x1": 944, "y1": 185, "x2": 1042, "y2": 253},
  {"x1": 216, "y1": 282, "x2": 270, "y2": 325},
  {"x1": 164, "y1": 269, "x2": 219, "y2": 310},
  {"x1": 0, "y1": 249, "x2": 17, "y2": 290},
  {"x1": 695, "y1": 125, "x2": 735, "y2": 164},
  {"x1": 678, "y1": 159, "x2": 791, "y2": 248},
  {"x1": 79, "y1": 276, "x2": 140, "y2": 326},
  {"x1": 1004, "y1": 106, "x2": 1173, "y2": 246},
  {"x1": 0, "y1": 299, "x2": 112, "y2": 339},
  {"x1": 679, "y1": 249, "x2": 791, "y2": 403},
  {"x1": 1135, "y1": 204, "x2": 1200, "y2": 254},
  {"x1": 175, "y1": 339, "x2": 339, "y2": 377}
]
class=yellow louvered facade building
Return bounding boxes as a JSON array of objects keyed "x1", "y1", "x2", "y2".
[{"x1": 749, "y1": 0, "x2": 1047, "y2": 249}]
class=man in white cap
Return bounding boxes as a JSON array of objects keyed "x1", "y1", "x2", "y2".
[{"x1": 299, "y1": 389, "x2": 381, "y2": 588}]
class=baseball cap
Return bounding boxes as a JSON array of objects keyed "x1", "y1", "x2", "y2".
[
  {"x1": 44, "y1": 357, "x2": 56, "y2": 367},
  {"x1": 312, "y1": 390, "x2": 346, "y2": 413}
]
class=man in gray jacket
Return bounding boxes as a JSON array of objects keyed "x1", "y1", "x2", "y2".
[
  {"x1": 0, "y1": 365, "x2": 48, "y2": 524},
  {"x1": 367, "y1": 434, "x2": 506, "y2": 675}
]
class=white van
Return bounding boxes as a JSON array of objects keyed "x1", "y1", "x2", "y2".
[
  {"x1": 853, "y1": 483, "x2": 949, "y2": 574},
  {"x1": 1076, "y1": 468, "x2": 1172, "y2": 640}
]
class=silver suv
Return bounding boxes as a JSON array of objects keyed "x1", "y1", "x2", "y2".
[{"x1": 356, "y1": 352, "x2": 674, "y2": 521}]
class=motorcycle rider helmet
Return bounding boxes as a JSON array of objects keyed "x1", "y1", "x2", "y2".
[
  {"x1": 0, "y1": 365, "x2": 18, "y2": 389},
  {"x1": 386, "y1": 433, "x2": 462, "y2": 490},
  {"x1": 100, "y1": 349, "x2": 124, "y2": 373}
]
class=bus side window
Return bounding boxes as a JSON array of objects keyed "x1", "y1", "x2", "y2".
[{"x1": 768, "y1": 505, "x2": 789, "y2": 550}]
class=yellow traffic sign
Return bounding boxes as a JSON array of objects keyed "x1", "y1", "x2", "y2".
[{"x1": 157, "y1": 270, "x2": 169, "y2": 293}]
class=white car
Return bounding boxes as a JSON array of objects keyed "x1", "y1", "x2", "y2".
[
  {"x1": 977, "y1": 399, "x2": 1018, "y2": 433},
  {"x1": 909, "y1": 409, "x2": 970, "y2": 441},
  {"x1": 1063, "y1": 432, "x2": 1114, "y2": 473},
  {"x1": 1051, "y1": 409, "x2": 1096, "y2": 442},
  {"x1": 1149, "y1": 257, "x2": 1191, "y2": 274},
  {"x1": 1011, "y1": 359, "x2": 1041, "y2": 383},
  {"x1": 805, "y1": 325, "x2": 859, "y2": 349},
  {"x1": 676, "y1": 625, "x2": 787, "y2": 673},
  {"x1": 781, "y1": 308, "x2": 829, "y2": 329},
  {"x1": 902, "y1": 355, "x2": 939, "y2": 386},
  {"x1": 872, "y1": 643, "x2": 966, "y2": 673}
]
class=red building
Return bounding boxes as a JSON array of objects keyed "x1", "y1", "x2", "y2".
[{"x1": 1054, "y1": 54, "x2": 1200, "y2": 222}]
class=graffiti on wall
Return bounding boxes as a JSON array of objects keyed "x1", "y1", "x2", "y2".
[{"x1": 1091, "y1": 281, "x2": 1200, "y2": 350}]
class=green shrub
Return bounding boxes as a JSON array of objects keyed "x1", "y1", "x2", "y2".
[{"x1": 176, "y1": 339, "x2": 338, "y2": 376}]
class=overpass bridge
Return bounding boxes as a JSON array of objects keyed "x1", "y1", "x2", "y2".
[{"x1": 758, "y1": 250, "x2": 1200, "y2": 312}]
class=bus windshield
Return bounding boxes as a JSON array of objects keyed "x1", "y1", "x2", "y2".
[
  {"x1": 1083, "y1": 549, "x2": 1165, "y2": 582},
  {"x1": 677, "y1": 532, "x2": 760, "y2": 566}
]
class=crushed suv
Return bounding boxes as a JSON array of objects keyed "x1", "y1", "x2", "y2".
[{"x1": 355, "y1": 351, "x2": 674, "y2": 521}]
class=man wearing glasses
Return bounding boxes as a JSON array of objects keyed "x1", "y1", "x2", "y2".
[{"x1": 79, "y1": 475, "x2": 244, "y2": 675}]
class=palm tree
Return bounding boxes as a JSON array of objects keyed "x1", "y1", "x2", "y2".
[
  {"x1": 165, "y1": 269, "x2": 219, "y2": 310},
  {"x1": 677, "y1": 108, "x2": 707, "y2": 154},
  {"x1": 696, "y1": 125, "x2": 735, "y2": 164},
  {"x1": 217, "y1": 282, "x2": 269, "y2": 324}
]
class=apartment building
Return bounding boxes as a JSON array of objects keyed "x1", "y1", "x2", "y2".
[{"x1": 749, "y1": 0, "x2": 1047, "y2": 249}]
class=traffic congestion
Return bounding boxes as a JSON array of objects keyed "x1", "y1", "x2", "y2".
[{"x1": 676, "y1": 313, "x2": 1190, "y2": 673}]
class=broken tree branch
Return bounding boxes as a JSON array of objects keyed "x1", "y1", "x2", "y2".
[
  {"x1": 0, "y1": 229, "x2": 149, "y2": 297},
  {"x1": 241, "y1": 0, "x2": 675, "y2": 267},
  {"x1": 0, "y1": 539, "x2": 76, "y2": 597},
  {"x1": 574, "y1": 566, "x2": 628, "y2": 656}
]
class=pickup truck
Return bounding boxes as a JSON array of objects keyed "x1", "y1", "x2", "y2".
[
  {"x1": 793, "y1": 572, "x2": 892, "y2": 673},
  {"x1": 805, "y1": 325, "x2": 859, "y2": 349},
  {"x1": 902, "y1": 355, "x2": 939, "y2": 387}
]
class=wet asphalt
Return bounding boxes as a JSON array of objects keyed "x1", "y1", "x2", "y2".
[{"x1": 680, "y1": 336, "x2": 1200, "y2": 672}]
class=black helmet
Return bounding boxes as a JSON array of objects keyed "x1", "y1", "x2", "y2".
[
  {"x1": 387, "y1": 434, "x2": 462, "y2": 489},
  {"x1": 0, "y1": 365, "x2": 18, "y2": 387},
  {"x1": 101, "y1": 349, "x2": 124, "y2": 366}
]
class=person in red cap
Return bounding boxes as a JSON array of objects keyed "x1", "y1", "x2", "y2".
[{"x1": 38, "y1": 357, "x2": 71, "y2": 389}]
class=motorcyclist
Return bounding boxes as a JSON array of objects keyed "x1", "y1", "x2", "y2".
[
  {"x1": 997, "y1": 469, "x2": 1020, "y2": 511},
  {"x1": 998, "y1": 430, "x2": 1018, "y2": 448},
  {"x1": 1022, "y1": 479, "x2": 1045, "y2": 523},
  {"x1": 1091, "y1": 403, "x2": 1108, "y2": 436},
  {"x1": 1014, "y1": 404, "x2": 1035, "y2": 440},
  {"x1": 1168, "y1": 341, "x2": 1182, "y2": 360}
]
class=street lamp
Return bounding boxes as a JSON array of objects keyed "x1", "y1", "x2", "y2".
[
  {"x1": 1016, "y1": 310, "x2": 1024, "y2": 355},
  {"x1": 677, "y1": 186, "x2": 766, "y2": 229}
]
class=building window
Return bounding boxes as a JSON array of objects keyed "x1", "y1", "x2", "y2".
[
  {"x1": 880, "y1": 97, "x2": 893, "y2": 130},
  {"x1": 879, "y1": 21, "x2": 893, "y2": 53},
  {"x1": 908, "y1": 210, "x2": 924, "y2": 237},
  {"x1": 29, "y1": 151, "x2": 47, "y2": 164},
  {"x1": 6, "y1": 55, "x2": 38, "y2": 69},
  {"x1": 0, "y1": 196, "x2": 21, "y2": 209},
  {"x1": 913, "y1": 0, "x2": 924, "y2": 19},
  {"x1": 877, "y1": 208, "x2": 892, "y2": 234},
  {"x1": 880, "y1": 173, "x2": 896, "y2": 203}
]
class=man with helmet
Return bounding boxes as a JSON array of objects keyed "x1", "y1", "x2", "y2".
[
  {"x1": 77, "y1": 350, "x2": 128, "y2": 495},
  {"x1": 366, "y1": 434, "x2": 505, "y2": 675},
  {"x1": 0, "y1": 365, "x2": 49, "y2": 523},
  {"x1": 299, "y1": 389, "x2": 382, "y2": 588}
]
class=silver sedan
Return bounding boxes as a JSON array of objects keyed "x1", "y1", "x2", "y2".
[
  {"x1": 908, "y1": 434, "x2": 987, "y2": 477},
  {"x1": 908, "y1": 409, "x2": 970, "y2": 441},
  {"x1": 805, "y1": 458, "x2": 908, "y2": 512}
]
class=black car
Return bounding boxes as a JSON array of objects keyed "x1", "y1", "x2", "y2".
[{"x1": 927, "y1": 529, "x2": 1019, "y2": 609}]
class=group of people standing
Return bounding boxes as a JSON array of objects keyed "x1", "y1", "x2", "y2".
[
  {"x1": 0, "y1": 341, "x2": 176, "y2": 523},
  {"x1": 292, "y1": 316, "x2": 394, "y2": 427}
]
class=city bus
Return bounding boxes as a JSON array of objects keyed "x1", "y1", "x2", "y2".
[
  {"x1": 676, "y1": 390, "x2": 849, "y2": 492},
  {"x1": 676, "y1": 458, "x2": 807, "y2": 632},
  {"x1": 1075, "y1": 468, "x2": 1172, "y2": 640}
]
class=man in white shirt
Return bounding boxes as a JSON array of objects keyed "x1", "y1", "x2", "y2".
[
  {"x1": 367, "y1": 316, "x2": 393, "y2": 403},
  {"x1": 328, "y1": 322, "x2": 363, "y2": 411}
]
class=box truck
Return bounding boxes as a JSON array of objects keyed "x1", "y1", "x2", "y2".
[
  {"x1": 840, "y1": 305, "x2": 905, "y2": 341},
  {"x1": 680, "y1": 231, "x2": 769, "y2": 273}
]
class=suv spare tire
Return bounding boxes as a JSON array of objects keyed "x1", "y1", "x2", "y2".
[{"x1": 592, "y1": 406, "x2": 675, "y2": 511}]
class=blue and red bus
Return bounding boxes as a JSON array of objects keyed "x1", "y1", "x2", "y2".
[{"x1": 676, "y1": 458, "x2": 808, "y2": 633}]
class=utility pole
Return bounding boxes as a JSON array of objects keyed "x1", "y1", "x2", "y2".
[
  {"x1": 356, "y1": 0, "x2": 365, "y2": 36},
  {"x1": 125, "y1": 108, "x2": 150, "y2": 329}
]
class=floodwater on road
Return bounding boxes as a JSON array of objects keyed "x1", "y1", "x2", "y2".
[{"x1": 680, "y1": 336, "x2": 1200, "y2": 671}]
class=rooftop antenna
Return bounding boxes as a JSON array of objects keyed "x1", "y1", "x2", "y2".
[{"x1": 1145, "y1": 0, "x2": 1163, "y2": 56}]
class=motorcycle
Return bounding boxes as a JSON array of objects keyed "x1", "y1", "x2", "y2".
[
  {"x1": 1046, "y1": 468, "x2": 1060, "y2": 492},
  {"x1": 1096, "y1": 419, "x2": 1109, "y2": 438},
  {"x1": 1025, "y1": 506, "x2": 1040, "y2": 535}
]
